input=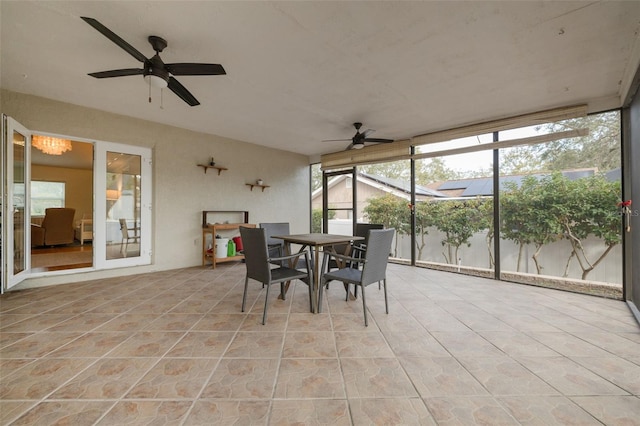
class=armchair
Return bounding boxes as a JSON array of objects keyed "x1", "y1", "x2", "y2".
[{"x1": 31, "y1": 208, "x2": 76, "y2": 247}]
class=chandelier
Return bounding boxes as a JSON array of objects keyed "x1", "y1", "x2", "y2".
[{"x1": 32, "y1": 135, "x2": 73, "y2": 155}]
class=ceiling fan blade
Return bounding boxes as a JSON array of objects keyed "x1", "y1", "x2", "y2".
[
  {"x1": 168, "y1": 77, "x2": 200, "y2": 106},
  {"x1": 345, "y1": 143, "x2": 355, "y2": 150},
  {"x1": 363, "y1": 138, "x2": 394, "y2": 143},
  {"x1": 165, "y1": 63, "x2": 226, "y2": 76},
  {"x1": 322, "y1": 138, "x2": 352, "y2": 142},
  {"x1": 81, "y1": 17, "x2": 148, "y2": 63},
  {"x1": 88, "y1": 68, "x2": 144, "y2": 78},
  {"x1": 362, "y1": 129, "x2": 375, "y2": 138}
]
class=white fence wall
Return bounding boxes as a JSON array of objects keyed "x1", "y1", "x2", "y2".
[{"x1": 328, "y1": 220, "x2": 622, "y2": 285}]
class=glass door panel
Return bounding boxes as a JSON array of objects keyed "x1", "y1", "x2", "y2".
[
  {"x1": 4, "y1": 117, "x2": 30, "y2": 289},
  {"x1": 94, "y1": 141, "x2": 150, "y2": 269},
  {"x1": 323, "y1": 168, "x2": 355, "y2": 235},
  {"x1": 106, "y1": 152, "x2": 141, "y2": 259}
]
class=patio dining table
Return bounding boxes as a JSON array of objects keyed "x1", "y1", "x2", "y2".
[{"x1": 272, "y1": 233, "x2": 364, "y2": 313}]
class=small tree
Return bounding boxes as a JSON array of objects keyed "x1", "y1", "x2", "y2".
[
  {"x1": 557, "y1": 174, "x2": 621, "y2": 280},
  {"x1": 428, "y1": 198, "x2": 489, "y2": 264},
  {"x1": 500, "y1": 175, "x2": 564, "y2": 274},
  {"x1": 312, "y1": 208, "x2": 335, "y2": 233},
  {"x1": 363, "y1": 195, "x2": 409, "y2": 256}
]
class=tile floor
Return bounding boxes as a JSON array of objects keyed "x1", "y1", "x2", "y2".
[{"x1": 1, "y1": 263, "x2": 639, "y2": 425}]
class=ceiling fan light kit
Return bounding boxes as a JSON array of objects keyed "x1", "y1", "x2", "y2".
[{"x1": 81, "y1": 17, "x2": 226, "y2": 106}]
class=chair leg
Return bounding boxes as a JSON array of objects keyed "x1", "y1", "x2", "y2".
[
  {"x1": 383, "y1": 279, "x2": 389, "y2": 314},
  {"x1": 318, "y1": 278, "x2": 325, "y2": 313},
  {"x1": 280, "y1": 282, "x2": 286, "y2": 301},
  {"x1": 360, "y1": 284, "x2": 368, "y2": 327},
  {"x1": 262, "y1": 282, "x2": 271, "y2": 325},
  {"x1": 241, "y1": 276, "x2": 249, "y2": 312},
  {"x1": 308, "y1": 281, "x2": 314, "y2": 313}
]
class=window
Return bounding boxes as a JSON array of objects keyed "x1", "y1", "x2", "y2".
[{"x1": 31, "y1": 181, "x2": 65, "y2": 216}]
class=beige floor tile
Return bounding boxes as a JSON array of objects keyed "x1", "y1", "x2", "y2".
[
  {"x1": 94, "y1": 313, "x2": 161, "y2": 332},
  {"x1": 270, "y1": 399, "x2": 351, "y2": 425},
  {"x1": 341, "y1": 357, "x2": 417, "y2": 398},
  {"x1": 106, "y1": 331, "x2": 184, "y2": 357},
  {"x1": 50, "y1": 358, "x2": 156, "y2": 399},
  {"x1": 240, "y1": 313, "x2": 288, "y2": 331},
  {"x1": 125, "y1": 358, "x2": 218, "y2": 399},
  {"x1": 184, "y1": 400, "x2": 270, "y2": 425},
  {"x1": 0, "y1": 401, "x2": 37, "y2": 425},
  {"x1": 97, "y1": 400, "x2": 192, "y2": 425},
  {"x1": 0, "y1": 263, "x2": 636, "y2": 425},
  {"x1": 283, "y1": 331, "x2": 337, "y2": 358},
  {"x1": 331, "y1": 313, "x2": 379, "y2": 331},
  {"x1": 478, "y1": 331, "x2": 561, "y2": 357},
  {"x1": 11, "y1": 401, "x2": 115, "y2": 426},
  {"x1": 431, "y1": 331, "x2": 505, "y2": 357},
  {"x1": 497, "y1": 395, "x2": 602, "y2": 425},
  {"x1": 0, "y1": 331, "x2": 83, "y2": 359},
  {"x1": 1, "y1": 358, "x2": 93, "y2": 399},
  {"x1": 385, "y1": 329, "x2": 450, "y2": 357},
  {"x1": 275, "y1": 358, "x2": 345, "y2": 398},
  {"x1": 458, "y1": 356, "x2": 559, "y2": 396},
  {"x1": 224, "y1": 331, "x2": 284, "y2": 358},
  {"x1": 166, "y1": 331, "x2": 235, "y2": 357},
  {"x1": 287, "y1": 312, "x2": 332, "y2": 331},
  {"x1": 573, "y1": 356, "x2": 640, "y2": 394},
  {"x1": 335, "y1": 331, "x2": 394, "y2": 358},
  {"x1": 571, "y1": 395, "x2": 640, "y2": 425},
  {"x1": 424, "y1": 396, "x2": 520, "y2": 425},
  {"x1": 46, "y1": 331, "x2": 130, "y2": 358},
  {"x1": 144, "y1": 313, "x2": 205, "y2": 331},
  {"x1": 350, "y1": 398, "x2": 436, "y2": 425},
  {"x1": 517, "y1": 356, "x2": 628, "y2": 395},
  {"x1": 191, "y1": 313, "x2": 246, "y2": 331},
  {"x1": 399, "y1": 356, "x2": 488, "y2": 397},
  {"x1": 200, "y1": 358, "x2": 279, "y2": 399}
]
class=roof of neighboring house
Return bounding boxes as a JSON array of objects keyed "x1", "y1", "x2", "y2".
[
  {"x1": 434, "y1": 168, "x2": 619, "y2": 197},
  {"x1": 360, "y1": 173, "x2": 447, "y2": 197}
]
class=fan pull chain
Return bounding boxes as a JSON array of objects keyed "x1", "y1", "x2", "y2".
[{"x1": 148, "y1": 78, "x2": 152, "y2": 103}]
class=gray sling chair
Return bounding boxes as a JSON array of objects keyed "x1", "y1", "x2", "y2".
[
  {"x1": 319, "y1": 228, "x2": 395, "y2": 326},
  {"x1": 259, "y1": 222, "x2": 311, "y2": 276},
  {"x1": 240, "y1": 227, "x2": 312, "y2": 324}
]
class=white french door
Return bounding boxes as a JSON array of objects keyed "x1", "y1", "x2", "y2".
[
  {"x1": 1, "y1": 116, "x2": 152, "y2": 292},
  {"x1": 2, "y1": 116, "x2": 31, "y2": 290},
  {"x1": 94, "y1": 141, "x2": 152, "y2": 268}
]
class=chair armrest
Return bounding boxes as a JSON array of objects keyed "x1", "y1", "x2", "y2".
[
  {"x1": 325, "y1": 252, "x2": 362, "y2": 264},
  {"x1": 269, "y1": 250, "x2": 309, "y2": 263}
]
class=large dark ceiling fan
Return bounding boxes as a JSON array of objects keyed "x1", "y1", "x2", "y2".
[
  {"x1": 324, "y1": 122, "x2": 394, "y2": 150},
  {"x1": 81, "y1": 17, "x2": 226, "y2": 106}
]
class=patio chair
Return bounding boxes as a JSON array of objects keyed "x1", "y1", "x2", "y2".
[
  {"x1": 119, "y1": 218, "x2": 140, "y2": 256},
  {"x1": 259, "y1": 222, "x2": 290, "y2": 260},
  {"x1": 259, "y1": 222, "x2": 309, "y2": 270},
  {"x1": 240, "y1": 227, "x2": 312, "y2": 324},
  {"x1": 324, "y1": 223, "x2": 385, "y2": 293},
  {"x1": 319, "y1": 228, "x2": 395, "y2": 326}
]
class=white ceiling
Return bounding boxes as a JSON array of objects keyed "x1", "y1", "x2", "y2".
[{"x1": 2, "y1": 1, "x2": 640, "y2": 159}]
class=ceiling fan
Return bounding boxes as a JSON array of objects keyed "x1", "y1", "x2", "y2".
[
  {"x1": 81, "y1": 17, "x2": 226, "y2": 106},
  {"x1": 323, "y1": 122, "x2": 394, "y2": 150}
]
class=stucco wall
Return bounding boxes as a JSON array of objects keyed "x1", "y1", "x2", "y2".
[{"x1": 2, "y1": 89, "x2": 310, "y2": 288}]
